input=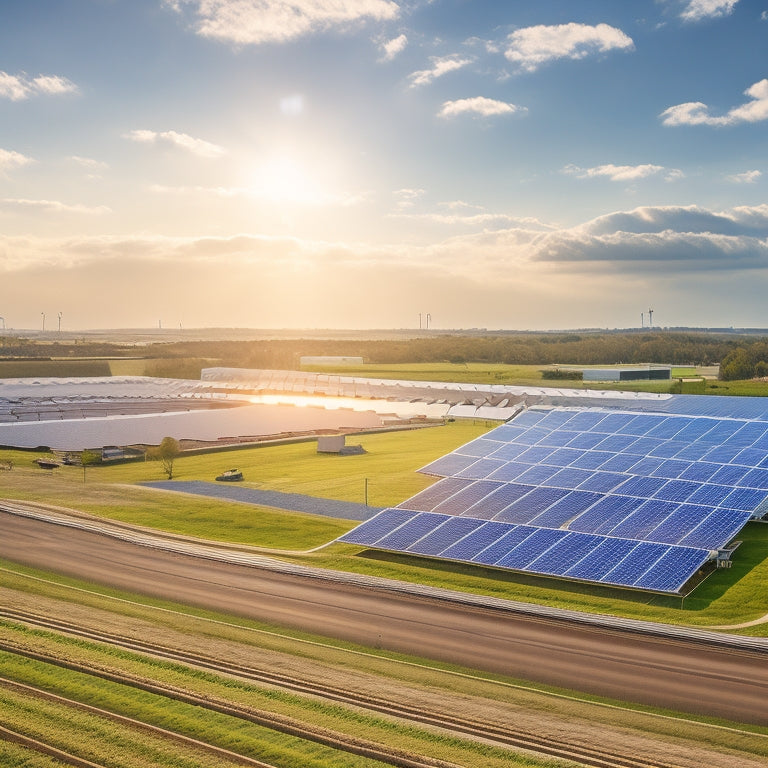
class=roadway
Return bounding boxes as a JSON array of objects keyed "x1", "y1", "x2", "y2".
[{"x1": 2, "y1": 510, "x2": 767, "y2": 725}]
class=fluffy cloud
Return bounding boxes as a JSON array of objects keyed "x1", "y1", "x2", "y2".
[
  {"x1": 0, "y1": 148, "x2": 33, "y2": 172},
  {"x1": 661, "y1": 78, "x2": 768, "y2": 126},
  {"x1": 504, "y1": 23, "x2": 634, "y2": 73},
  {"x1": 680, "y1": 0, "x2": 739, "y2": 22},
  {"x1": 727, "y1": 169, "x2": 762, "y2": 183},
  {"x1": 380, "y1": 33, "x2": 407, "y2": 61},
  {"x1": 438, "y1": 97, "x2": 525, "y2": 118},
  {"x1": 124, "y1": 129, "x2": 226, "y2": 158},
  {"x1": 166, "y1": 0, "x2": 399, "y2": 45},
  {"x1": 563, "y1": 163, "x2": 683, "y2": 182},
  {"x1": 408, "y1": 55, "x2": 472, "y2": 87},
  {"x1": 0, "y1": 71, "x2": 77, "y2": 100}
]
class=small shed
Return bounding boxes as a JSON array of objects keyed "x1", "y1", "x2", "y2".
[{"x1": 317, "y1": 434, "x2": 366, "y2": 455}]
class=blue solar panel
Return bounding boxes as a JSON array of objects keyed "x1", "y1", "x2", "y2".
[
  {"x1": 529, "y1": 532, "x2": 603, "y2": 574},
  {"x1": 646, "y1": 416, "x2": 694, "y2": 439},
  {"x1": 565, "y1": 537, "x2": 639, "y2": 581},
  {"x1": 376, "y1": 512, "x2": 447, "y2": 549},
  {"x1": 514, "y1": 427, "x2": 551, "y2": 445},
  {"x1": 487, "y1": 424, "x2": 528, "y2": 442},
  {"x1": 496, "y1": 528, "x2": 568, "y2": 569},
  {"x1": 739, "y1": 468, "x2": 768, "y2": 489},
  {"x1": 566, "y1": 432, "x2": 608, "y2": 450},
  {"x1": 679, "y1": 461, "x2": 720, "y2": 482},
  {"x1": 512, "y1": 410, "x2": 548, "y2": 427},
  {"x1": 577, "y1": 471, "x2": 628, "y2": 492},
  {"x1": 457, "y1": 437, "x2": 507, "y2": 458},
  {"x1": 406, "y1": 516, "x2": 482, "y2": 556},
  {"x1": 463, "y1": 482, "x2": 534, "y2": 516},
  {"x1": 569, "y1": 450, "x2": 613, "y2": 469},
  {"x1": 624, "y1": 436, "x2": 666, "y2": 456},
  {"x1": 440, "y1": 521, "x2": 510, "y2": 560},
  {"x1": 488, "y1": 442, "x2": 529, "y2": 461},
  {"x1": 529, "y1": 490, "x2": 603, "y2": 528},
  {"x1": 612, "y1": 474, "x2": 668, "y2": 498},
  {"x1": 537, "y1": 429, "x2": 580, "y2": 448},
  {"x1": 567, "y1": 411, "x2": 609, "y2": 430},
  {"x1": 632, "y1": 547, "x2": 710, "y2": 592},
  {"x1": 514, "y1": 464, "x2": 561, "y2": 485},
  {"x1": 594, "y1": 413, "x2": 636, "y2": 433},
  {"x1": 616, "y1": 414, "x2": 663, "y2": 436},
  {"x1": 597, "y1": 453, "x2": 641, "y2": 473},
  {"x1": 569, "y1": 494, "x2": 640, "y2": 534},
  {"x1": 647, "y1": 504, "x2": 709, "y2": 545},
  {"x1": 420, "y1": 453, "x2": 478, "y2": 477},
  {"x1": 650, "y1": 459, "x2": 692, "y2": 479},
  {"x1": 339, "y1": 508, "x2": 419, "y2": 545},
  {"x1": 515, "y1": 445, "x2": 557, "y2": 464},
  {"x1": 432, "y1": 480, "x2": 504, "y2": 515},
  {"x1": 593, "y1": 434, "x2": 638, "y2": 453},
  {"x1": 543, "y1": 447, "x2": 586, "y2": 466},
  {"x1": 674, "y1": 442, "x2": 716, "y2": 461},
  {"x1": 687, "y1": 483, "x2": 734, "y2": 506},
  {"x1": 487, "y1": 462, "x2": 534, "y2": 482},
  {"x1": 710, "y1": 464, "x2": 751, "y2": 485},
  {"x1": 455, "y1": 457, "x2": 508, "y2": 479},
  {"x1": 397, "y1": 476, "x2": 473, "y2": 512},
  {"x1": 607, "y1": 500, "x2": 679, "y2": 539},
  {"x1": 496, "y1": 486, "x2": 571, "y2": 524},
  {"x1": 722, "y1": 487, "x2": 768, "y2": 511},
  {"x1": 628, "y1": 456, "x2": 665, "y2": 476},
  {"x1": 602, "y1": 542, "x2": 669, "y2": 587},
  {"x1": 471, "y1": 527, "x2": 534, "y2": 565},
  {"x1": 537, "y1": 410, "x2": 578, "y2": 429},
  {"x1": 653, "y1": 480, "x2": 699, "y2": 503},
  {"x1": 679, "y1": 510, "x2": 752, "y2": 548},
  {"x1": 541, "y1": 467, "x2": 595, "y2": 489},
  {"x1": 648, "y1": 441, "x2": 688, "y2": 459},
  {"x1": 733, "y1": 447, "x2": 768, "y2": 467},
  {"x1": 703, "y1": 445, "x2": 745, "y2": 464}
]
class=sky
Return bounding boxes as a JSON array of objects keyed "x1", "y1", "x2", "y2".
[{"x1": 1, "y1": 0, "x2": 767, "y2": 331}]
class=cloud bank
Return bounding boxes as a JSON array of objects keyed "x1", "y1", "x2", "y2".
[
  {"x1": 680, "y1": 0, "x2": 739, "y2": 23},
  {"x1": 438, "y1": 97, "x2": 525, "y2": 118}
]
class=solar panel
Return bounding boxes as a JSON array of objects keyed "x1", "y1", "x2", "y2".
[
  {"x1": 406, "y1": 516, "x2": 482, "y2": 556},
  {"x1": 340, "y1": 402, "x2": 763, "y2": 594}
]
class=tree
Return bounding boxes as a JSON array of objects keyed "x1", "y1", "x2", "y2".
[
  {"x1": 156, "y1": 436, "x2": 181, "y2": 479},
  {"x1": 80, "y1": 448, "x2": 101, "y2": 483}
]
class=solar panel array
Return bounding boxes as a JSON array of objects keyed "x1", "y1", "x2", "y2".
[{"x1": 339, "y1": 405, "x2": 768, "y2": 594}]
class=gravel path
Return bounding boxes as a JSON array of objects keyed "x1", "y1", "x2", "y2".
[{"x1": 140, "y1": 480, "x2": 381, "y2": 521}]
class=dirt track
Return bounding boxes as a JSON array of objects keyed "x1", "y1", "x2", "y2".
[{"x1": 2, "y1": 510, "x2": 767, "y2": 726}]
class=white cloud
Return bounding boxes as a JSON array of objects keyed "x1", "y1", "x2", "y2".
[
  {"x1": 380, "y1": 33, "x2": 407, "y2": 61},
  {"x1": 563, "y1": 163, "x2": 684, "y2": 182},
  {"x1": 71, "y1": 155, "x2": 109, "y2": 174},
  {"x1": 408, "y1": 55, "x2": 472, "y2": 87},
  {"x1": 393, "y1": 188, "x2": 425, "y2": 209},
  {"x1": 504, "y1": 23, "x2": 634, "y2": 73},
  {"x1": 0, "y1": 148, "x2": 33, "y2": 172},
  {"x1": 0, "y1": 198, "x2": 111, "y2": 215},
  {"x1": 0, "y1": 71, "x2": 77, "y2": 100},
  {"x1": 124, "y1": 129, "x2": 226, "y2": 158},
  {"x1": 727, "y1": 169, "x2": 762, "y2": 183},
  {"x1": 166, "y1": 0, "x2": 399, "y2": 45},
  {"x1": 661, "y1": 78, "x2": 768, "y2": 126},
  {"x1": 680, "y1": 0, "x2": 739, "y2": 22},
  {"x1": 438, "y1": 97, "x2": 525, "y2": 118}
]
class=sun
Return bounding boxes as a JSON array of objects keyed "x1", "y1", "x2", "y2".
[{"x1": 249, "y1": 152, "x2": 325, "y2": 205}]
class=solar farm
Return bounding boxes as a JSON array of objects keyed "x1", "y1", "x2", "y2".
[{"x1": 339, "y1": 395, "x2": 768, "y2": 595}]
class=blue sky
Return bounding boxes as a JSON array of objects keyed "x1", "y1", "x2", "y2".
[{"x1": 1, "y1": 0, "x2": 767, "y2": 330}]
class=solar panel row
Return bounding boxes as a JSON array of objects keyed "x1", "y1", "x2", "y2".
[{"x1": 339, "y1": 508, "x2": 711, "y2": 593}]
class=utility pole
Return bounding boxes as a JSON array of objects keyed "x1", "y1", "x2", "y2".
[
  {"x1": 648, "y1": 308, "x2": 654, "y2": 328},
  {"x1": 58, "y1": 312, "x2": 62, "y2": 332},
  {"x1": 41, "y1": 312, "x2": 45, "y2": 332},
  {"x1": 426, "y1": 313, "x2": 431, "y2": 330}
]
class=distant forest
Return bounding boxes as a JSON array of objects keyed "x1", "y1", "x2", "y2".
[{"x1": 3, "y1": 331, "x2": 768, "y2": 379}]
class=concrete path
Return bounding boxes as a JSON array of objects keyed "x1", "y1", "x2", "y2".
[{"x1": 140, "y1": 480, "x2": 380, "y2": 521}]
